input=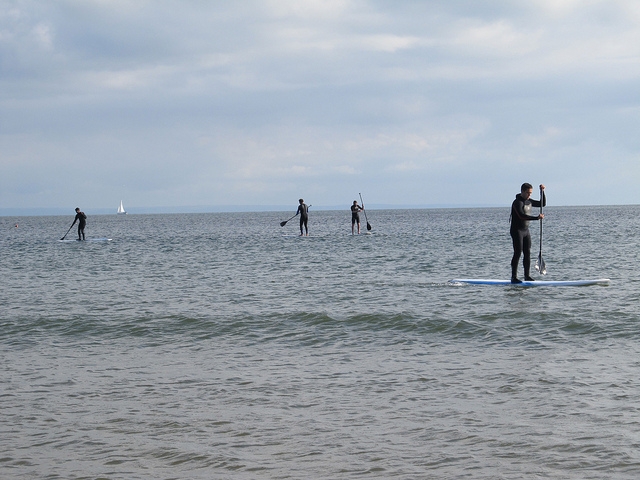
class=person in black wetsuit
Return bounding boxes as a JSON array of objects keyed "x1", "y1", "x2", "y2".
[
  {"x1": 350, "y1": 200, "x2": 363, "y2": 235},
  {"x1": 70, "y1": 207, "x2": 87, "y2": 241},
  {"x1": 296, "y1": 199, "x2": 309, "y2": 236},
  {"x1": 510, "y1": 183, "x2": 545, "y2": 283}
]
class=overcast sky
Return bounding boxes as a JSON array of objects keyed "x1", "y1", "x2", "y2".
[{"x1": 2, "y1": 0, "x2": 639, "y2": 212}]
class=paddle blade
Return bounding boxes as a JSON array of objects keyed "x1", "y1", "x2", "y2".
[
  {"x1": 366, "y1": 222, "x2": 372, "y2": 231},
  {"x1": 280, "y1": 221, "x2": 287, "y2": 227},
  {"x1": 535, "y1": 255, "x2": 547, "y2": 275}
]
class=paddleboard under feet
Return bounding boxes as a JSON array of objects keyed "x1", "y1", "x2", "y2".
[
  {"x1": 59, "y1": 238, "x2": 112, "y2": 243},
  {"x1": 449, "y1": 278, "x2": 610, "y2": 287}
]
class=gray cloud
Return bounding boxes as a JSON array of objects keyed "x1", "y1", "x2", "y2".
[{"x1": 1, "y1": 0, "x2": 639, "y2": 211}]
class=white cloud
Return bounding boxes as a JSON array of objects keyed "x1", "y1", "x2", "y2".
[
  {"x1": 31, "y1": 23, "x2": 53, "y2": 49},
  {"x1": 265, "y1": 0, "x2": 352, "y2": 19},
  {"x1": 451, "y1": 19, "x2": 538, "y2": 58},
  {"x1": 357, "y1": 34, "x2": 421, "y2": 52},
  {"x1": 518, "y1": 127, "x2": 564, "y2": 148}
]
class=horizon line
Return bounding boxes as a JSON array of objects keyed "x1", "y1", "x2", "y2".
[{"x1": 0, "y1": 202, "x2": 634, "y2": 217}]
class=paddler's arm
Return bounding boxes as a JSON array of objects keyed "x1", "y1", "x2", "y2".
[
  {"x1": 530, "y1": 185, "x2": 546, "y2": 208},
  {"x1": 512, "y1": 199, "x2": 542, "y2": 221}
]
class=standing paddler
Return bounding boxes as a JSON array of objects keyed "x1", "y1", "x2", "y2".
[
  {"x1": 350, "y1": 200, "x2": 364, "y2": 235},
  {"x1": 296, "y1": 199, "x2": 309, "y2": 236},
  {"x1": 510, "y1": 183, "x2": 545, "y2": 283},
  {"x1": 70, "y1": 207, "x2": 87, "y2": 241}
]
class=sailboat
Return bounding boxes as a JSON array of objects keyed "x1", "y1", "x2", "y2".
[{"x1": 117, "y1": 200, "x2": 127, "y2": 215}]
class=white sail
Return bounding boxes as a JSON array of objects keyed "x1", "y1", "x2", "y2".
[{"x1": 117, "y1": 200, "x2": 127, "y2": 214}]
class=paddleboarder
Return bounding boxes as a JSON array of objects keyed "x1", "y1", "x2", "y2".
[
  {"x1": 70, "y1": 207, "x2": 87, "y2": 241},
  {"x1": 296, "y1": 199, "x2": 309, "y2": 236},
  {"x1": 350, "y1": 200, "x2": 364, "y2": 235},
  {"x1": 510, "y1": 183, "x2": 545, "y2": 283}
]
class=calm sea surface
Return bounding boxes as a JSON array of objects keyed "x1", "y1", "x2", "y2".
[{"x1": 1, "y1": 206, "x2": 639, "y2": 479}]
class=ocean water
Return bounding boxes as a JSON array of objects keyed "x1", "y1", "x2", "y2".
[{"x1": 1, "y1": 206, "x2": 639, "y2": 479}]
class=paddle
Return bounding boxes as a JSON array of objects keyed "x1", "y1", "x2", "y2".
[
  {"x1": 60, "y1": 223, "x2": 74, "y2": 240},
  {"x1": 280, "y1": 205, "x2": 311, "y2": 227},
  {"x1": 359, "y1": 193, "x2": 371, "y2": 231},
  {"x1": 279, "y1": 214, "x2": 297, "y2": 227},
  {"x1": 534, "y1": 186, "x2": 546, "y2": 275}
]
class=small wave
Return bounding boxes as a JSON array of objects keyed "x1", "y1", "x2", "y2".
[{"x1": 3, "y1": 301, "x2": 638, "y2": 353}]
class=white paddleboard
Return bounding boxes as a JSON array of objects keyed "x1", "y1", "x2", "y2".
[
  {"x1": 449, "y1": 278, "x2": 610, "y2": 287},
  {"x1": 59, "y1": 238, "x2": 112, "y2": 243}
]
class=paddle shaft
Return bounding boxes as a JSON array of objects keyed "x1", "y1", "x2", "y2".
[
  {"x1": 535, "y1": 186, "x2": 547, "y2": 274},
  {"x1": 61, "y1": 223, "x2": 74, "y2": 240},
  {"x1": 538, "y1": 186, "x2": 543, "y2": 255},
  {"x1": 280, "y1": 213, "x2": 297, "y2": 227},
  {"x1": 359, "y1": 193, "x2": 371, "y2": 229}
]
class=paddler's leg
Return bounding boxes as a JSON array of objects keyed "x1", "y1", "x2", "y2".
[
  {"x1": 523, "y1": 231, "x2": 533, "y2": 280},
  {"x1": 511, "y1": 230, "x2": 523, "y2": 283}
]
